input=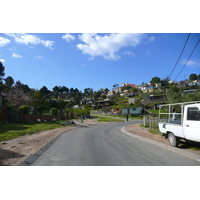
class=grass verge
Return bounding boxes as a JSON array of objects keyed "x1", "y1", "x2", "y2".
[
  {"x1": 97, "y1": 117, "x2": 124, "y2": 122},
  {"x1": 0, "y1": 120, "x2": 69, "y2": 141}
]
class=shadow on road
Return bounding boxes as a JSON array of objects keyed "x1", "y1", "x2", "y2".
[{"x1": 178, "y1": 140, "x2": 200, "y2": 150}]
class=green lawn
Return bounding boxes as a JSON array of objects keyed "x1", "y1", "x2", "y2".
[
  {"x1": 0, "y1": 121, "x2": 69, "y2": 141},
  {"x1": 97, "y1": 117, "x2": 124, "y2": 122},
  {"x1": 93, "y1": 114, "x2": 143, "y2": 120}
]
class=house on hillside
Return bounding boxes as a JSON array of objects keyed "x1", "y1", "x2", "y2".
[
  {"x1": 81, "y1": 97, "x2": 94, "y2": 105},
  {"x1": 143, "y1": 86, "x2": 156, "y2": 93},
  {"x1": 121, "y1": 106, "x2": 142, "y2": 116},
  {"x1": 128, "y1": 97, "x2": 136, "y2": 104},
  {"x1": 142, "y1": 94, "x2": 166, "y2": 109},
  {"x1": 111, "y1": 107, "x2": 122, "y2": 114},
  {"x1": 113, "y1": 87, "x2": 122, "y2": 94},
  {"x1": 94, "y1": 99, "x2": 114, "y2": 109},
  {"x1": 122, "y1": 83, "x2": 138, "y2": 88},
  {"x1": 189, "y1": 80, "x2": 200, "y2": 86},
  {"x1": 107, "y1": 90, "x2": 114, "y2": 97},
  {"x1": 138, "y1": 84, "x2": 156, "y2": 93},
  {"x1": 126, "y1": 91, "x2": 137, "y2": 97}
]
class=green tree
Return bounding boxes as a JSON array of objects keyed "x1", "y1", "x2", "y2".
[
  {"x1": 0, "y1": 62, "x2": 5, "y2": 82},
  {"x1": 5, "y1": 76, "x2": 14, "y2": 87},
  {"x1": 166, "y1": 85, "x2": 182, "y2": 103},
  {"x1": 61, "y1": 86, "x2": 69, "y2": 94},
  {"x1": 182, "y1": 90, "x2": 200, "y2": 102},
  {"x1": 161, "y1": 77, "x2": 170, "y2": 87},
  {"x1": 40, "y1": 86, "x2": 50, "y2": 97},
  {"x1": 21, "y1": 84, "x2": 31, "y2": 93},
  {"x1": 189, "y1": 73, "x2": 197, "y2": 81},
  {"x1": 30, "y1": 91, "x2": 50, "y2": 114},
  {"x1": 150, "y1": 76, "x2": 161, "y2": 85},
  {"x1": 74, "y1": 88, "x2": 79, "y2": 94},
  {"x1": 53, "y1": 86, "x2": 59, "y2": 98},
  {"x1": 70, "y1": 87, "x2": 75, "y2": 94},
  {"x1": 84, "y1": 88, "x2": 93, "y2": 97}
]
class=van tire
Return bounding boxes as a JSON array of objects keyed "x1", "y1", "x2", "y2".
[{"x1": 168, "y1": 132, "x2": 179, "y2": 147}]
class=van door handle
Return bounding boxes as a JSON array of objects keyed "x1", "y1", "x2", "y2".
[{"x1": 186, "y1": 125, "x2": 189, "y2": 127}]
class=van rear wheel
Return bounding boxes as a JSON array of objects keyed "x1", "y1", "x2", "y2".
[{"x1": 168, "y1": 132, "x2": 179, "y2": 147}]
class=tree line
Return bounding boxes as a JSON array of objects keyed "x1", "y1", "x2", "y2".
[
  {"x1": 0, "y1": 62, "x2": 97, "y2": 114},
  {"x1": 1, "y1": 61, "x2": 200, "y2": 115}
]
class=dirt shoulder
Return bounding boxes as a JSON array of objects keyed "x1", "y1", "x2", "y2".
[
  {"x1": 125, "y1": 123, "x2": 200, "y2": 156},
  {"x1": 0, "y1": 119, "x2": 106, "y2": 166},
  {"x1": 0, "y1": 126, "x2": 76, "y2": 166}
]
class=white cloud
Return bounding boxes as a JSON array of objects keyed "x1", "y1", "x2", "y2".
[
  {"x1": 0, "y1": 36, "x2": 10, "y2": 47},
  {"x1": 62, "y1": 33, "x2": 75, "y2": 42},
  {"x1": 181, "y1": 59, "x2": 200, "y2": 67},
  {"x1": 35, "y1": 56, "x2": 44, "y2": 59},
  {"x1": 0, "y1": 59, "x2": 5, "y2": 63},
  {"x1": 122, "y1": 51, "x2": 136, "y2": 57},
  {"x1": 12, "y1": 53, "x2": 22, "y2": 58},
  {"x1": 6, "y1": 33, "x2": 54, "y2": 49},
  {"x1": 77, "y1": 33, "x2": 145, "y2": 60}
]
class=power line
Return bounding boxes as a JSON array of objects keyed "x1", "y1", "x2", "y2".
[
  {"x1": 174, "y1": 39, "x2": 200, "y2": 81},
  {"x1": 167, "y1": 33, "x2": 191, "y2": 79}
]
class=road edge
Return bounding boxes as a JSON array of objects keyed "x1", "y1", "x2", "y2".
[{"x1": 121, "y1": 126, "x2": 200, "y2": 162}]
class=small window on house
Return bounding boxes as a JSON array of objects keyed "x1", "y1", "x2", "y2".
[{"x1": 187, "y1": 107, "x2": 200, "y2": 121}]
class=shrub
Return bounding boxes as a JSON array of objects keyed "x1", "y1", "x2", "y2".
[
  {"x1": 36, "y1": 105, "x2": 50, "y2": 115},
  {"x1": 50, "y1": 107, "x2": 58, "y2": 115},
  {"x1": 18, "y1": 105, "x2": 31, "y2": 114}
]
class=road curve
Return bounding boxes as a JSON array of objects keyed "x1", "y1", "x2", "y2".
[{"x1": 31, "y1": 121, "x2": 200, "y2": 166}]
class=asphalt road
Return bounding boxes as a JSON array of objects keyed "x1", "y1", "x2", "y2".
[{"x1": 32, "y1": 121, "x2": 200, "y2": 166}]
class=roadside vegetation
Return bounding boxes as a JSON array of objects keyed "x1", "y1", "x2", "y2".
[
  {"x1": 93, "y1": 114, "x2": 143, "y2": 120},
  {"x1": 1, "y1": 61, "x2": 200, "y2": 148},
  {"x1": 96, "y1": 116, "x2": 124, "y2": 122},
  {"x1": 0, "y1": 121, "x2": 69, "y2": 141}
]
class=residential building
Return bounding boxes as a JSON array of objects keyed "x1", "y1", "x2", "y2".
[
  {"x1": 155, "y1": 83, "x2": 162, "y2": 88},
  {"x1": 113, "y1": 87, "x2": 122, "y2": 94},
  {"x1": 128, "y1": 97, "x2": 136, "y2": 104},
  {"x1": 81, "y1": 97, "x2": 94, "y2": 105},
  {"x1": 142, "y1": 94, "x2": 166, "y2": 109},
  {"x1": 94, "y1": 99, "x2": 114, "y2": 109},
  {"x1": 189, "y1": 80, "x2": 200, "y2": 86},
  {"x1": 121, "y1": 106, "x2": 142, "y2": 115},
  {"x1": 126, "y1": 91, "x2": 137, "y2": 97},
  {"x1": 122, "y1": 83, "x2": 138, "y2": 88},
  {"x1": 107, "y1": 90, "x2": 114, "y2": 97}
]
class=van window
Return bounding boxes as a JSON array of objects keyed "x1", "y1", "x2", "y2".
[{"x1": 187, "y1": 107, "x2": 200, "y2": 121}]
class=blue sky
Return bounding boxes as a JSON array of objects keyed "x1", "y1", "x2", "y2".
[{"x1": 0, "y1": 33, "x2": 199, "y2": 92}]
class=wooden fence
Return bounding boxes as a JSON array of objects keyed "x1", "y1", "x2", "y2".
[
  {"x1": 143, "y1": 115, "x2": 158, "y2": 129},
  {"x1": 6, "y1": 108, "x2": 24, "y2": 123}
]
